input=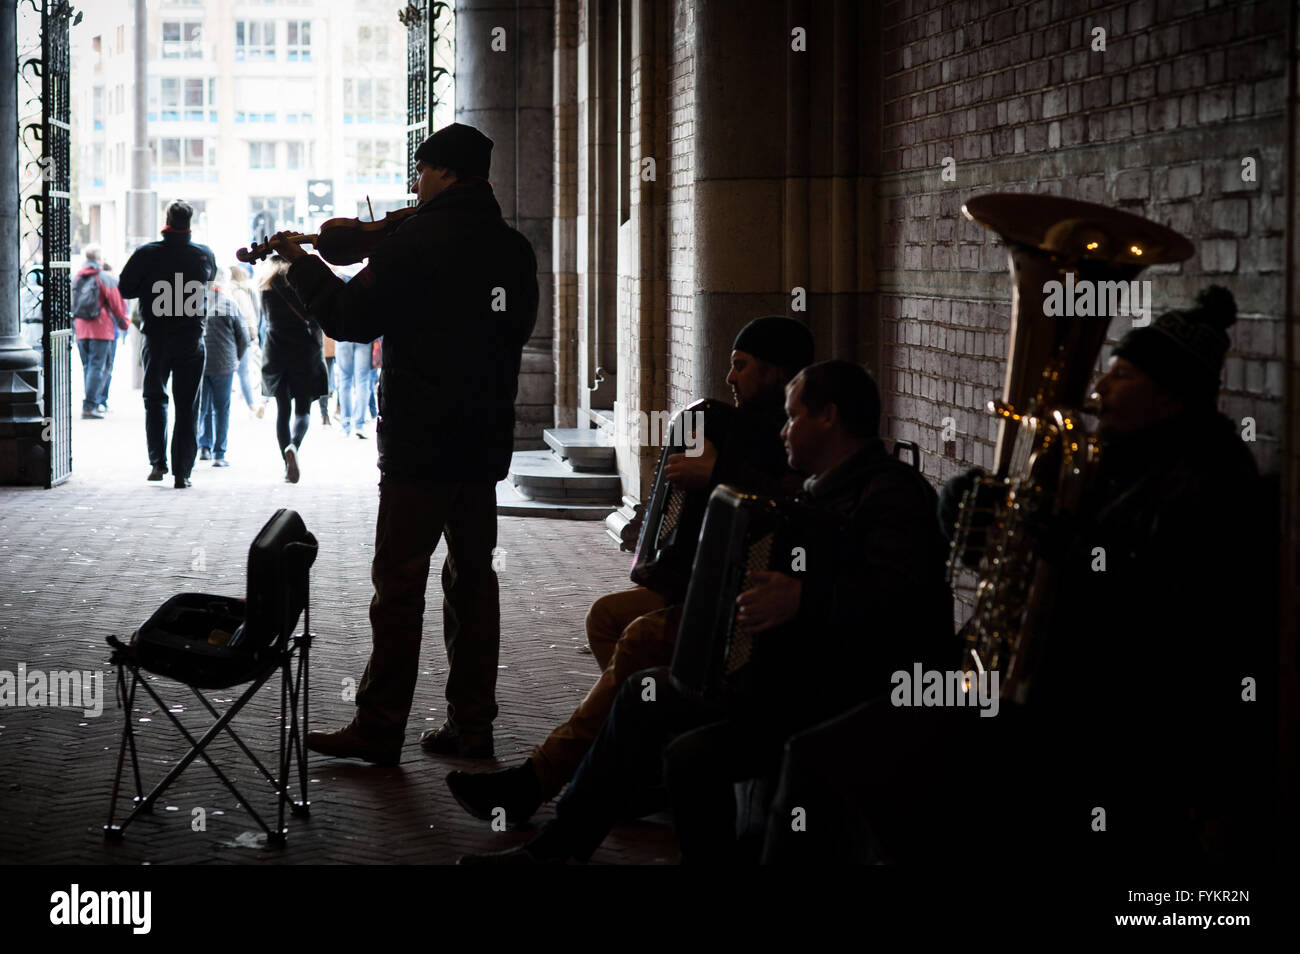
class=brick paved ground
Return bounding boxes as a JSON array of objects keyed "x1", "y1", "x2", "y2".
[{"x1": 0, "y1": 367, "x2": 675, "y2": 864}]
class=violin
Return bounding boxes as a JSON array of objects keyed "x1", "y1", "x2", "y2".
[{"x1": 235, "y1": 204, "x2": 419, "y2": 267}]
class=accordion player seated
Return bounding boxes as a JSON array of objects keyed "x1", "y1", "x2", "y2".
[
  {"x1": 658, "y1": 361, "x2": 957, "y2": 862},
  {"x1": 453, "y1": 361, "x2": 959, "y2": 865}
]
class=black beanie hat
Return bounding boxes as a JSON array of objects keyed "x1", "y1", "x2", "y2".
[
  {"x1": 1111, "y1": 285, "x2": 1237, "y2": 407},
  {"x1": 413, "y1": 123, "x2": 494, "y2": 179},
  {"x1": 732, "y1": 316, "x2": 815, "y2": 379}
]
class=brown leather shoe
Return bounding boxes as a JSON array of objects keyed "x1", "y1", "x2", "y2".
[
  {"x1": 419, "y1": 722, "x2": 494, "y2": 758},
  {"x1": 306, "y1": 723, "x2": 401, "y2": 766}
]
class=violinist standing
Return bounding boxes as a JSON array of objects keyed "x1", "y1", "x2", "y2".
[{"x1": 267, "y1": 123, "x2": 539, "y2": 764}]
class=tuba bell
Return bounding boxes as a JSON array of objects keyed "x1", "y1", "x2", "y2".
[{"x1": 948, "y1": 194, "x2": 1194, "y2": 703}]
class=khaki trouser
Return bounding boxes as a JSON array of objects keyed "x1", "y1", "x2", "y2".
[{"x1": 529, "y1": 586, "x2": 675, "y2": 799}]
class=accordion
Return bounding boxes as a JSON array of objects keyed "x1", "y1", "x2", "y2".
[
  {"x1": 670, "y1": 485, "x2": 807, "y2": 707},
  {"x1": 630, "y1": 399, "x2": 738, "y2": 600}
]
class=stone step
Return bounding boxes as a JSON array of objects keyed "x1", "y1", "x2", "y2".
[
  {"x1": 495, "y1": 479, "x2": 616, "y2": 520},
  {"x1": 604, "y1": 495, "x2": 643, "y2": 551},
  {"x1": 543, "y1": 427, "x2": 616, "y2": 473},
  {"x1": 507, "y1": 449, "x2": 622, "y2": 505}
]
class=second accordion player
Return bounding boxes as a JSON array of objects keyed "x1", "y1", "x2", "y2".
[{"x1": 669, "y1": 485, "x2": 809, "y2": 707}]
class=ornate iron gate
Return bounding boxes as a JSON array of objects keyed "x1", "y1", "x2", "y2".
[
  {"x1": 400, "y1": 0, "x2": 454, "y2": 185},
  {"x1": 18, "y1": 0, "x2": 75, "y2": 487}
]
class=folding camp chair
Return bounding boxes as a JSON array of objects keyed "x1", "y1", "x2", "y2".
[{"x1": 104, "y1": 509, "x2": 317, "y2": 844}]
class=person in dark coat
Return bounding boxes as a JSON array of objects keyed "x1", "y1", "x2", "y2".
[
  {"x1": 263, "y1": 122, "x2": 539, "y2": 763},
  {"x1": 117, "y1": 201, "x2": 217, "y2": 487},
  {"x1": 259, "y1": 257, "x2": 328, "y2": 483},
  {"x1": 197, "y1": 286, "x2": 249, "y2": 466}
]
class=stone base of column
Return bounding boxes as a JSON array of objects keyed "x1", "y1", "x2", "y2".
[
  {"x1": 514, "y1": 345, "x2": 555, "y2": 450},
  {"x1": 0, "y1": 337, "x2": 45, "y2": 486}
]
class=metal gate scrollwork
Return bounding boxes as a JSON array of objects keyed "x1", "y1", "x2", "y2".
[
  {"x1": 400, "y1": 1, "x2": 455, "y2": 194},
  {"x1": 18, "y1": 0, "x2": 79, "y2": 487}
]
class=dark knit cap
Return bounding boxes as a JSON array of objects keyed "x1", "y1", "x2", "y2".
[
  {"x1": 413, "y1": 123, "x2": 494, "y2": 179},
  {"x1": 1112, "y1": 285, "x2": 1237, "y2": 406},
  {"x1": 732, "y1": 315, "x2": 815, "y2": 379}
]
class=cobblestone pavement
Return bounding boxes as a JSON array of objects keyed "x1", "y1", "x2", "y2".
[{"x1": 0, "y1": 364, "x2": 675, "y2": 864}]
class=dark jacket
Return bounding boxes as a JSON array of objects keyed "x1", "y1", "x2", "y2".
[
  {"x1": 117, "y1": 230, "x2": 218, "y2": 346},
  {"x1": 287, "y1": 179, "x2": 538, "y2": 480},
  {"x1": 759, "y1": 441, "x2": 955, "y2": 727},
  {"x1": 260, "y1": 274, "x2": 328, "y2": 401},
  {"x1": 201, "y1": 291, "x2": 250, "y2": 377},
  {"x1": 1029, "y1": 410, "x2": 1267, "y2": 858}
]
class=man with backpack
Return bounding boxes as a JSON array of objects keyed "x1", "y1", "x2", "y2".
[{"x1": 71, "y1": 246, "x2": 129, "y2": 419}]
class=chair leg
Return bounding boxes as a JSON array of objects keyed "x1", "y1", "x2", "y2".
[
  {"x1": 122, "y1": 673, "x2": 278, "y2": 837},
  {"x1": 104, "y1": 665, "x2": 135, "y2": 839},
  {"x1": 105, "y1": 666, "x2": 148, "y2": 838}
]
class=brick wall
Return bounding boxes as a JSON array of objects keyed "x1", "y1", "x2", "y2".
[
  {"x1": 667, "y1": 0, "x2": 697, "y2": 412},
  {"x1": 877, "y1": 0, "x2": 1288, "y2": 495}
]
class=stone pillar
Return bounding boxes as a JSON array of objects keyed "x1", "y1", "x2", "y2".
[
  {"x1": 615, "y1": 0, "x2": 669, "y2": 499},
  {"x1": 552, "y1": 0, "x2": 579, "y2": 426},
  {"x1": 691, "y1": 0, "x2": 789, "y2": 399},
  {"x1": 457, "y1": 0, "x2": 555, "y2": 448},
  {"x1": 0, "y1": 0, "x2": 44, "y2": 486}
]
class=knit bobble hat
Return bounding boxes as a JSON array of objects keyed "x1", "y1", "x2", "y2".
[{"x1": 1111, "y1": 285, "x2": 1237, "y2": 407}]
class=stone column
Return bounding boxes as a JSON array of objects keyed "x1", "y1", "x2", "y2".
[
  {"x1": 692, "y1": 0, "x2": 791, "y2": 398},
  {"x1": 0, "y1": 0, "x2": 44, "y2": 486},
  {"x1": 457, "y1": 0, "x2": 555, "y2": 448},
  {"x1": 552, "y1": 0, "x2": 579, "y2": 426}
]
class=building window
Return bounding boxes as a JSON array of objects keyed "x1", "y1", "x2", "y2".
[
  {"x1": 346, "y1": 24, "x2": 393, "y2": 66},
  {"x1": 249, "y1": 197, "x2": 296, "y2": 235},
  {"x1": 343, "y1": 78, "x2": 398, "y2": 125},
  {"x1": 92, "y1": 86, "x2": 103, "y2": 130},
  {"x1": 249, "y1": 142, "x2": 276, "y2": 170},
  {"x1": 286, "y1": 21, "x2": 311, "y2": 61},
  {"x1": 345, "y1": 138, "x2": 403, "y2": 184},
  {"x1": 153, "y1": 77, "x2": 218, "y2": 123},
  {"x1": 152, "y1": 137, "x2": 216, "y2": 183},
  {"x1": 162, "y1": 21, "x2": 203, "y2": 60},
  {"x1": 235, "y1": 21, "x2": 276, "y2": 61},
  {"x1": 286, "y1": 142, "x2": 314, "y2": 171}
]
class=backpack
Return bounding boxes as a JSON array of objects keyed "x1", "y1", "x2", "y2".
[{"x1": 71, "y1": 271, "x2": 102, "y2": 320}]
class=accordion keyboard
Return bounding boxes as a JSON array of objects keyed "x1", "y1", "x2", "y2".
[{"x1": 726, "y1": 531, "x2": 774, "y2": 674}]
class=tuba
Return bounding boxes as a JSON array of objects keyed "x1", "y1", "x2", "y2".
[{"x1": 949, "y1": 194, "x2": 1193, "y2": 703}]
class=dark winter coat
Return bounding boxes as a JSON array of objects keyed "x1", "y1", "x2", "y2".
[
  {"x1": 763, "y1": 440, "x2": 956, "y2": 729},
  {"x1": 260, "y1": 274, "x2": 328, "y2": 401},
  {"x1": 117, "y1": 230, "x2": 217, "y2": 346},
  {"x1": 286, "y1": 179, "x2": 538, "y2": 481},
  {"x1": 1027, "y1": 409, "x2": 1267, "y2": 857}
]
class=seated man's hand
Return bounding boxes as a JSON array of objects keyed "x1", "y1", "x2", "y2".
[
  {"x1": 663, "y1": 438, "x2": 717, "y2": 490},
  {"x1": 735, "y1": 571, "x2": 802, "y2": 634}
]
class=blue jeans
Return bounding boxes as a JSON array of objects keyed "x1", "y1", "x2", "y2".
[
  {"x1": 199, "y1": 372, "x2": 233, "y2": 458},
  {"x1": 76, "y1": 337, "x2": 113, "y2": 411},
  {"x1": 334, "y1": 340, "x2": 370, "y2": 433}
]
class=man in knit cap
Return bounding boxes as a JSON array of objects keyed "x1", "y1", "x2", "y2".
[
  {"x1": 269, "y1": 122, "x2": 540, "y2": 764},
  {"x1": 445, "y1": 315, "x2": 814, "y2": 825},
  {"x1": 929, "y1": 285, "x2": 1270, "y2": 866}
]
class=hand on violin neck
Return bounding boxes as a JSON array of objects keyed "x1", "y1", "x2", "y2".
[{"x1": 268, "y1": 231, "x2": 309, "y2": 262}]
